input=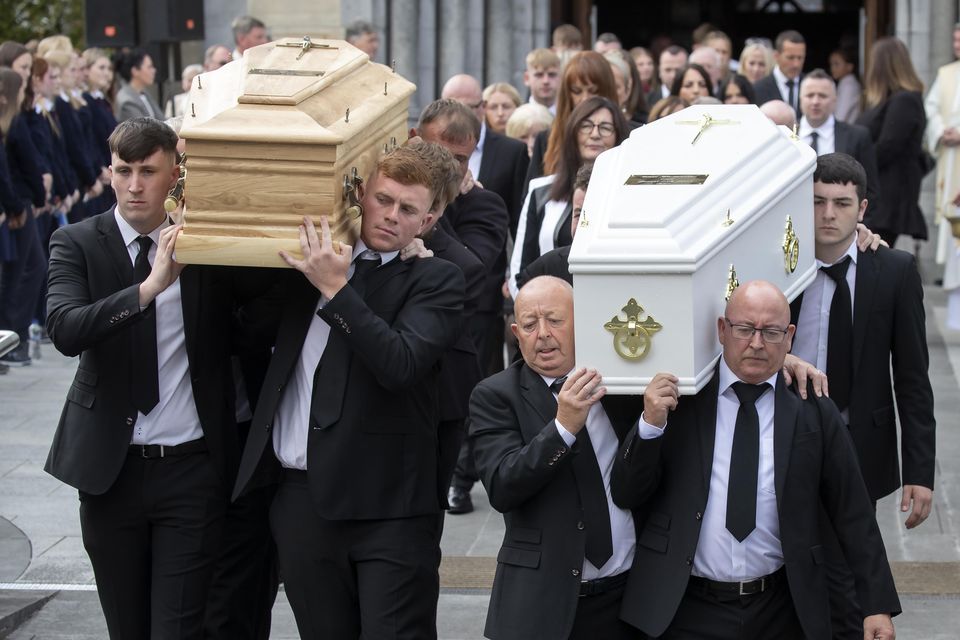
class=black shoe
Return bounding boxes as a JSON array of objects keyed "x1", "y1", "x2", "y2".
[
  {"x1": 447, "y1": 487, "x2": 474, "y2": 514},
  {"x1": 0, "y1": 343, "x2": 31, "y2": 367},
  {"x1": 0, "y1": 363, "x2": 8, "y2": 375}
]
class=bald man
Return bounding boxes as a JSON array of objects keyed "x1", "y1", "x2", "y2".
[
  {"x1": 469, "y1": 276, "x2": 643, "y2": 639},
  {"x1": 440, "y1": 74, "x2": 529, "y2": 237},
  {"x1": 760, "y1": 99, "x2": 797, "y2": 128},
  {"x1": 612, "y1": 281, "x2": 900, "y2": 640}
]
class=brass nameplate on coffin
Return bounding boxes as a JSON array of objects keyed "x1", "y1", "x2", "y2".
[
  {"x1": 624, "y1": 174, "x2": 708, "y2": 186},
  {"x1": 249, "y1": 68, "x2": 326, "y2": 77}
]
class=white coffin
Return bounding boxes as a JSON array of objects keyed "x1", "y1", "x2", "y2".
[{"x1": 569, "y1": 105, "x2": 816, "y2": 394}]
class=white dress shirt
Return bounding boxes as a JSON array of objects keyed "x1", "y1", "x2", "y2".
[
  {"x1": 638, "y1": 358, "x2": 783, "y2": 582},
  {"x1": 799, "y1": 114, "x2": 836, "y2": 156},
  {"x1": 114, "y1": 209, "x2": 203, "y2": 446},
  {"x1": 528, "y1": 95, "x2": 557, "y2": 116},
  {"x1": 773, "y1": 65, "x2": 800, "y2": 113},
  {"x1": 272, "y1": 241, "x2": 398, "y2": 470},
  {"x1": 792, "y1": 239, "x2": 858, "y2": 422},
  {"x1": 550, "y1": 374, "x2": 636, "y2": 580},
  {"x1": 468, "y1": 122, "x2": 487, "y2": 179}
]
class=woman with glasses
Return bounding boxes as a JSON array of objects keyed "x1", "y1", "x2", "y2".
[{"x1": 509, "y1": 96, "x2": 627, "y2": 297}]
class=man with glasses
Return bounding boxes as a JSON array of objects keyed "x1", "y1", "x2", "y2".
[
  {"x1": 787, "y1": 152, "x2": 935, "y2": 638},
  {"x1": 612, "y1": 279, "x2": 900, "y2": 640}
]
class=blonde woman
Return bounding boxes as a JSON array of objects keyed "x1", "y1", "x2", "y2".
[
  {"x1": 737, "y1": 42, "x2": 774, "y2": 84},
  {"x1": 482, "y1": 82, "x2": 521, "y2": 135},
  {"x1": 505, "y1": 102, "x2": 553, "y2": 158}
]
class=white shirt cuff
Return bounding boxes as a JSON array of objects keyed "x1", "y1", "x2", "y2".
[
  {"x1": 554, "y1": 420, "x2": 577, "y2": 447},
  {"x1": 637, "y1": 413, "x2": 666, "y2": 439}
]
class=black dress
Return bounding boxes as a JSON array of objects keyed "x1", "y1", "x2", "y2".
[{"x1": 855, "y1": 90, "x2": 927, "y2": 240}]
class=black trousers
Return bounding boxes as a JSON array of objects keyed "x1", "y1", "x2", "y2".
[
  {"x1": 0, "y1": 209, "x2": 46, "y2": 342},
  {"x1": 437, "y1": 418, "x2": 467, "y2": 507},
  {"x1": 570, "y1": 580, "x2": 645, "y2": 640},
  {"x1": 202, "y1": 483, "x2": 279, "y2": 640},
  {"x1": 659, "y1": 575, "x2": 804, "y2": 640},
  {"x1": 79, "y1": 450, "x2": 227, "y2": 639},
  {"x1": 270, "y1": 474, "x2": 442, "y2": 639}
]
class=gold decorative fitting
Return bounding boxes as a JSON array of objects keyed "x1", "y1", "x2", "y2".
[
  {"x1": 721, "y1": 209, "x2": 734, "y2": 227},
  {"x1": 342, "y1": 167, "x2": 364, "y2": 219},
  {"x1": 275, "y1": 36, "x2": 338, "y2": 60},
  {"x1": 191, "y1": 103, "x2": 196, "y2": 118},
  {"x1": 345, "y1": 107, "x2": 350, "y2": 123},
  {"x1": 725, "y1": 264, "x2": 740, "y2": 301},
  {"x1": 384, "y1": 82, "x2": 388, "y2": 96},
  {"x1": 676, "y1": 113, "x2": 739, "y2": 144},
  {"x1": 164, "y1": 153, "x2": 187, "y2": 214},
  {"x1": 390, "y1": 136, "x2": 397, "y2": 150},
  {"x1": 782, "y1": 215, "x2": 799, "y2": 273},
  {"x1": 197, "y1": 76, "x2": 202, "y2": 90},
  {"x1": 790, "y1": 123, "x2": 799, "y2": 141},
  {"x1": 248, "y1": 69, "x2": 324, "y2": 77},
  {"x1": 603, "y1": 298, "x2": 663, "y2": 361},
  {"x1": 579, "y1": 208, "x2": 589, "y2": 227},
  {"x1": 947, "y1": 213, "x2": 960, "y2": 239}
]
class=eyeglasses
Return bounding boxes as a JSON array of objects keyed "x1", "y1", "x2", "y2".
[
  {"x1": 578, "y1": 120, "x2": 616, "y2": 136},
  {"x1": 723, "y1": 318, "x2": 789, "y2": 344}
]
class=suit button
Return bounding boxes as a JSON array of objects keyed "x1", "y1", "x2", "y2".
[
  {"x1": 126, "y1": 417, "x2": 134, "y2": 425},
  {"x1": 695, "y1": 512, "x2": 702, "y2": 521},
  {"x1": 577, "y1": 521, "x2": 584, "y2": 530},
  {"x1": 571, "y1": 568, "x2": 580, "y2": 577},
  {"x1": 686, "y1": 557, "x2": 693, "y2": 566},
  {"x1": 265, "y1": 423, "x2": 272, "y2": 431}
]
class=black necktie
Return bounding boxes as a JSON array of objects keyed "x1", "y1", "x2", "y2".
[
  {"x1": 131, "y1": 235, "x2": 159, "y2": 415},
  {"x1": 310, "y1": 251, "x2": 382, "y2": 429},
  {"x1": 821, "y1": 257, "x2": 853, "y2": 412},
  {"x1": 551, "y1": 376, "x2": 614, "y2": 568},
  {"x1": 726, "y1": 381, "x2": 769, "y2": 542},
  {"x1": 809, "y1": 130, "x2": 819, "y2": 154},
  {"x1": 786, "y1": 78, "x2": 796, "y2": 113}
]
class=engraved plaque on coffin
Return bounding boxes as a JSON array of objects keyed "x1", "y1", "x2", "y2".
[
  {"x1": 568, "y1": 105, "x2": 817, "y2": 394},
  {"x1": 176, "y1": 37, "x2": 416, "y2": 267}
]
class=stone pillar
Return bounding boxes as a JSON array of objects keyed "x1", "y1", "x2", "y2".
[{"x1": 896, "y1": 0, "x2": 932, "y2": 83}]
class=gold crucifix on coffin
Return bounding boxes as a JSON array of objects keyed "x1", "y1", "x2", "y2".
[
  {"x1": 675, "y1": 113, "x2": 739, "y2": 144},
  {"x1": 275, "y1": 35, "x2": 339, "y2": 60}
]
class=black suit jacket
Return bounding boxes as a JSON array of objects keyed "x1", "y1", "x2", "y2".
[
  {"x1": 478, "y1": 130, "x2": 530, "y2": 238},
  {"x1": 834, "y1": 121, "x2": 881, "y2": 217},
  {"x1": 791, "y1": 246, "x2": 935, "y2": 499},
  {"x1": 441, "y1": 186, "x2": 509, "y2": 315},
  {"x1": 469, "y1": 361, "x2": 641, "y2": 640},
  {"x1": 44, "y1": 210, "x2": 243, "y2": 494},
  {"x1": 611, "y1": 372, "x2": 900, "y2": 640},
  {"x1": 753, "y1": 73, "x2": 804, "y2": 114},
  {"x1": 515, "y1": 245, "x2": 571, "y2": 289},
  {"x1": 233, "y1": 255, "x2": 464, "y2": 519}
]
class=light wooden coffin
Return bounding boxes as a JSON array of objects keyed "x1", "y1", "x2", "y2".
[
  {"x1": 569, "y1": 105, "x2": 816, "y2": 394},
  {"x1": 176, "y1": 37, "x2": 416, "y2": 267}
]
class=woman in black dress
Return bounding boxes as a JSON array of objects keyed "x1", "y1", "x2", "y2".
[{"x1": 856, "y1": 37, "x2": 927, "y2": 245}]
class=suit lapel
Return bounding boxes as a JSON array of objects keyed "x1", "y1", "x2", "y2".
[
  {"x1": 96, "y1": 212, "x2": 134, "y2": 285},
  {"x1": 519, "y1": 364, "x2": 557, "y2": 440},
  {"x1": 835, "y1": 122, "x2": 849, "y2": 154},
  {"x1": 773, "y1": 374, "x2": 799, "y2": 500},
  {"x1": 478, "y1": 132, "x2": 497, "y2": 184},
  {"x1": 852, "y1": 249, "x2": 878, "y2": 375},
  {"x1": 365, "y1": 256, "x2": 410, "y2": 299},
  {"x1": 696, "y1": 371, "x2": 720, "y2": 494}
]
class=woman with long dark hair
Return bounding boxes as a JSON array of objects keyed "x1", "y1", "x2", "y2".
[
  {"x1": 510, "y1": 96, "x2": 628, "y2": 296},
  {"x1": 671, "y1": 64, "x2": 713, "y2": 106},
  {"x1": 856, "y1": 37, "x2": 927, "y2": 245}
]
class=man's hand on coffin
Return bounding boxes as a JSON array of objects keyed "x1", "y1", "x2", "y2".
[
  {"x1": 641, "y1": 373, "x2": 679, "y2": 429},
  {"x1": 781, "y1": 353, "x2": 828, "y2": 400},
  {"x1": 400, "y1": 238, "x2": 433, "y2": 260},
  {"x1": 555, "y1": 368, "x2": 606, "y2": 435},
  {"x1": 856, "y1": 223, "x2": 887, "y2": 251},
  {"x1": 139, "y1": 224, "x2": 185, "y2": 308},
  {"x1": 280, "y1": 215, "x2": 351, "y2": 299}
]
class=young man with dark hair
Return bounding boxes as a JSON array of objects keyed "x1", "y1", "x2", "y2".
[
  {"x1": 754, "y1": 29, "x2": 806, "y2": 116},
  {"x1": 789, "y1": 152, "x2": 935, "y2": 638},
  {"x1": 233, "y1": 144, "x2": 465, "y2": 638},
  {"x1": 45, "y1": 117, "x2": 252, "y2": 638}
]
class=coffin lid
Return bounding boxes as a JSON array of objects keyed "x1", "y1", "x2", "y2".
[
  {"x1": 569, "y1": 104, "x2": 816, "y2": 273},
  {"x1": 179, "y1": 37, "x2": 415, "y2": 146}
]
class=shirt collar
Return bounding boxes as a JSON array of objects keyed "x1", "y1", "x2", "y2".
[
  {"x1": 90, "y1": 90, "x2": 104, "y2": 99},
  {"x1": 113, "y1": 207, "x2": 169, "y2": 249},
  {"x1": 539, "y1": 368, "x2": 574, "y2": 391},
  {"x1": 815, "y1": 237, "x2": 859, "y2": 269},
  {"x1": 799, "y1": 114, "x2": 835, "y2": 138},
  {"x1": 352, "y1": 238, "x2": 399, "y2": 266},
  {"x1": 718, "y1": 351, "x2": 779, "y2": 399}
]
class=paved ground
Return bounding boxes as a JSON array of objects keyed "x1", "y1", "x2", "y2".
[{"x1": 1, "y1": 244, "x2": 959, "y2": 639}]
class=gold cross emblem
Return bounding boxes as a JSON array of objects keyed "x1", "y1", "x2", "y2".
[
  {"x1": 675, "y1": 113, "x2": 739, "y2": 144},
  {"x1": 276, "y1": 36, "x2": 338, "y2": 60},
  {"x1": 603, "y1": 298, "x2": 663, "y2": 361}
]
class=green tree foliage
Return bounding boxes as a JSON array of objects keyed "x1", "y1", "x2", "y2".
[{"x1": 0, "y1": 0, "x2": 84, "y2": 47}]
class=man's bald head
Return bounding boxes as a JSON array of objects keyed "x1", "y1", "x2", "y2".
[
  {"x1": 718, "y1": 280, "x2": 794, "y2": 384},
  {"x1": 760, "y1": 100, "x2": 797, "y2": 128},
  {"x1": 441, "y1": 74, "x2": 484, "y2": 122},
  {"x1": 513, "y1": 276, "x2": 576, "y2": 378}
]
